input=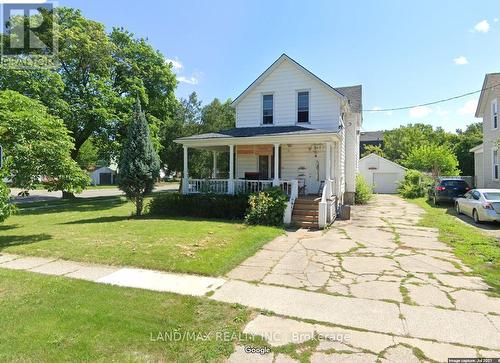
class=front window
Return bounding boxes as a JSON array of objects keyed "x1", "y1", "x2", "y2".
[
  {"x1": 297, "y1": 91, "x2": 309, "y2": 123},
  {"x1": 262, "y1": 94, "x2": 273, "y2": 125},
  {"x1": 493, "y1": 149, "x2": 499, "y2": 180},
  {"x1": 493, "y1": 99, "x2": 498, "y2": 129}
]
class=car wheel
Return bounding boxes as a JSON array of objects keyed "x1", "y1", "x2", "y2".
[
  {"x1": 456, "y1": 203, "x2": 462, "y2": 214},
  {"x1": 473, "y1": 209, "x2": 481, "y2": 224}
]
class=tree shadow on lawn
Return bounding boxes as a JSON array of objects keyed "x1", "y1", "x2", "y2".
[
  {"x1": 18, "y1": 196, "x2": 128, "y2": 216},
  {"x1": 60, "y1": 214, "x2": 245, "y2": 226},
  {"x1": 0, "y1": 224, "x2": 20, "y2": 232},
  {"x1": 0, "y1": 233, "x2": 52, "y2": 251}
]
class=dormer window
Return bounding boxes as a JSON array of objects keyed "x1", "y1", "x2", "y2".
[
  {"x1": 297, "y1": 91, "x2": 309, "y2": 123},
  {"x1": 492, "y1": 99, "x2": 498, "y2": 129},
  {"x1": 262, "y1": 94, "x2": 273, "y2": 125}
]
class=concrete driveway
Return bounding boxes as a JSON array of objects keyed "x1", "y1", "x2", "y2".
[
  {"x1": 9, "y1": 183, "x2": 179, "y2": 204},
  {"x1": 221, "y1": 195, "x2": 500, "y2": 362}
]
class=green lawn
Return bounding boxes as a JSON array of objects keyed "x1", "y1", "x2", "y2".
[
  {"x1": 1, "y1": 196, "x2": 283, "y2": 275},
  {"x1": 0, "y1": 269, "x2": 250, "y2": 362},
  {"x1": 409, "y1": 198, "x2": 500, "y2": 296}
]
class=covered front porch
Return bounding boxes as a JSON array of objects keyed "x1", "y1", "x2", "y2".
[{"x1": 175, "y1": 126, "x2": 342, "y2": 227}]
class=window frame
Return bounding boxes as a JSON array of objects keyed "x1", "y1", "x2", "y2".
[
  {"x1": 261, "y1": 93, "x2": 274, "y2": 126},
  {"x1": 296, "y1": 89, "x2": 310, "y2": 124},
  {"x1": 492, "y1": 98, "x2": 498, "y2": 130},
  {"x1": 493, "y1": 148, "x2": 499, "y2": 181}
]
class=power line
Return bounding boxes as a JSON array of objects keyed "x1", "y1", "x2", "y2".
[{"x1": 362, "y1": 82, "x2": 500, "y2": 112}]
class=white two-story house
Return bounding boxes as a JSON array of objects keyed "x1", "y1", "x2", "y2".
[
  {"x1": 471, "y1": 73, "x2": 500, "y2": 189},
  {"x1": 175, "y1": 54, "x2": 362, "y2": 228}
]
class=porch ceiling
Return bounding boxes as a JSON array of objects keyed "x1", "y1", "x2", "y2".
[{"x1": 175, "y1": 126, "x2": 340, "y2": 148}]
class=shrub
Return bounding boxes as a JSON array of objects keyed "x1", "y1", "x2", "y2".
[
  {"x1": 148, "y1": 193, "x2": 248, "y2": 219},
  {"x1": 355, "y1": 174, "x2": 373, "y2": 204},
  {"x1": 245, "y1": 187, "x2": 287, "y2": 226},
  {"x1": 397, "y1": 169, "x2": 428, "y2": 198}
]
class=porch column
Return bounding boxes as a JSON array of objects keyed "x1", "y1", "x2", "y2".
[
  {"x1": 273, "y1": 143, "x2": 280, "y2": 186},
  {"x1": 182, "y1": 145, "x2": 189, "y2": 194},
  {"x1": 325, "y1": 142, "x2": 332, "y2": 180},
  {"x1": 212, "y1": 151, "x2": 218, "y2": 178},
  {"x1": 228, "y1": 145, "x2": 234, "y2": 194}
]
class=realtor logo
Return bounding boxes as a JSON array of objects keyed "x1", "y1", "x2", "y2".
[{"x1": 1, "y1": 1, "x2": 57, "y2": 69}]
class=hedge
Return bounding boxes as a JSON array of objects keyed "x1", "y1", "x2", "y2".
[{"x1": 148, "y1": 193, "x2": 249, "y2": 219}]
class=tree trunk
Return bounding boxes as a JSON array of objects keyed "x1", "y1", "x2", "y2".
[
  {"x1": 62, "y1": 191, "x2": 75, "y2": 200},
  {"x1": 135, "y1": 195, "x2": 143, "y2": 216}
]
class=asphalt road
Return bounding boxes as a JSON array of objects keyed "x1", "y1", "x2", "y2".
[{"x1": 9, "y1": 183, "x2": 179, "y2": 204}]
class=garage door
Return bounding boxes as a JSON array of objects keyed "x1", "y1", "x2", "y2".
[
  {"x1": 99, "y1": 173, "x2": 112, "y2": 185},
  {"x1": 373, "y1": 173, "x2": 399, "y2": 194}
]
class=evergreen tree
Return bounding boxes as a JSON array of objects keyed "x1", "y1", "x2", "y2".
[{"x1": 119, "y1": 99, "x2": 160, "y2": 216}]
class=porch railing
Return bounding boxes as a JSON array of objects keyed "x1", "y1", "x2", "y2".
[
  {"x1": 318, "y1": 178, "x2": 336, "y2": 228},
  {"x1": 188, "y1": 179, "x2": 229, "y2": 194},
  {"x1": 234, "y1": 180, "x2": 273, "y2": 194},
  {"x1": 187, "y1": 178, "x2": 298, "y2": 198}
]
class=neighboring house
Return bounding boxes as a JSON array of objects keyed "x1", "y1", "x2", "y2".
[
  {"x1": 471, "y1": 73, "x2": 500, "y2": 188},
  {"x1": 175, "y1": 54, "x2": 362, "y2": 228},
  {"x1": 89, "y1": 166, "x2": 116, "y2": 186},
  {"x1": 359, "y1": 153, "x2": 406, "y2": 194},
  {"x1": 359, "y1": 130, "x2": 384, "y2": 155}
]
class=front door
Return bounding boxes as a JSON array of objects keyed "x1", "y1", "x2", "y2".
[
  {"x1": 258, "y1": 155, "x2": 269, "y2": 179},
  {"x1": 306, "y1": 156, "x2": 320, "y2": 194}
]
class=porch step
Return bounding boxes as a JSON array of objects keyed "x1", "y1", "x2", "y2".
[
  {"x1": 291, "y1": 197, "x2": 320, "y2": 228},
  {"x1": 292, "y1": 215, "x2": 318, "y2": 222},
  {"x1": 292, "y1": 209, "x2": 319, "y2": 216}
]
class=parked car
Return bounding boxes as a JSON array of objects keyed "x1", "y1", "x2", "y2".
[
  {"x1": 428, "y1": 178, "x2": 471, "y2": 205},
  {"x1": 455, "y1": 189, "x2": 500, "y2": 223}
]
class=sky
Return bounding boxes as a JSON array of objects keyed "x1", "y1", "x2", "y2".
[{"x1": 57, "y1": 0, "x2": 500, "y2": 132}]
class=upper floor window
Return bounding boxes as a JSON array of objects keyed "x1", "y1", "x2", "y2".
[
  {"x1": 492, "y1": 99, "x2": 498, "y2": 129},
  {"x1": 262, "y1": 94, "x2": 273, "y2": 125},
  {"x1": 297, "y1": 91, "x2": 309, "y2": 123}
]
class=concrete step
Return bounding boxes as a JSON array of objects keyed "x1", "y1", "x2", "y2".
[{"x1": 294, "y1": 220, "x2": 319, "y2": 229}]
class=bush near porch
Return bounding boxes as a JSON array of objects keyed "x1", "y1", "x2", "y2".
[{"x1": 148, "y1": 193, "x2": 248, "y2": 219}]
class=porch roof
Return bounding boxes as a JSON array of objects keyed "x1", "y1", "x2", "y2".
[{"x1": 175, "y1": 126, "x2": 339, "y2": 147}]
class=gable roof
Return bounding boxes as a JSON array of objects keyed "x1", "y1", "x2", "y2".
[
  {"x1": 359, "y1": 153, "x2": 407, "y2": 171},
  {"x1": 475, "y1": 73, "x2": 500, "y2": 117},
  {"x1": 231, "y1": 54, "x2": 353, "y2": 109},
  {"x1": 335, "y1": 85, "x2": 362, "y2": 113}
]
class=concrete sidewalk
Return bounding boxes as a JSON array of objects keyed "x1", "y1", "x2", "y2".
[{"x1": 0, "y1": 253, "x2": 224, "y2": 296}]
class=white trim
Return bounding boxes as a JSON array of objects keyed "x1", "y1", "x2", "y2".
[
  {"x1": 261, "y1": 92, "x2": 275, "y2": 126},
  {"x1": 470, "y1": 143, "x2": 484, "y2": 153},
  {"x1": 358, "y1": 153, "x2": 407, "y2": 171},
  {"x1": 295, "y1": 88, "x2": 311, "y2": 125},
  {"x1": 492, "y1": 147, "x2": 499, "y2": 181},
  {"x1": 492, "y1": 98, "x2": 498, "y2": 130}
]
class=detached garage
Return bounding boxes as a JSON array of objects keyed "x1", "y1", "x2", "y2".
[
  {"x1": 359, "y1": 153, "x2": 406, "y2": 194},
  {"x1": 89, "y1": 166, "x2": 117, "y2": 186}
]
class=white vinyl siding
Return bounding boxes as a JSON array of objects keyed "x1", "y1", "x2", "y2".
[{"x1": 236, "y1": 59, "x2": 342, "y2": 130}]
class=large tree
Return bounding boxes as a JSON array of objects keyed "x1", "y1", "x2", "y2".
[
  {"x1": 118, "y1": 99, "x2": 160, "y2": 216},
  {"x1": 0, "y1": 90, "x2": 89, "y2": 193},
  {"x1": 383, "y1": 123, "x2": 451, "y2": 163},
  {"x1": 453, "y1": 122, "x2": 483, "y2": 177},
  {"x1": 0, "y1": 7, "x2": 177, "y2": 168},
  {"x1": 404, "y1": 144, "x2": 460, "y2": 177}
]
